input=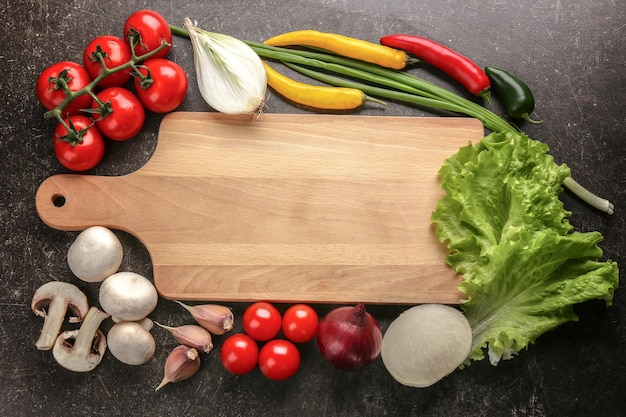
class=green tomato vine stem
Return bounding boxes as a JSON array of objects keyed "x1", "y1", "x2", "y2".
[{"x1": 44, "y1": 37, "x2": 171, "y2": 140}]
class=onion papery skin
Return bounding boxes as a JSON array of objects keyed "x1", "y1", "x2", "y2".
[{"x1": 316, "y1": 304, "x2": 383, "y2": 371}]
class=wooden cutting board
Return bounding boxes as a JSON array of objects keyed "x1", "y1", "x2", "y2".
[{"x1": 36, "y1": 112, "x2": 483, "y2": 304}]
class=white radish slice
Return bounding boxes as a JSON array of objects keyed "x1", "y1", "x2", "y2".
[{"x1": 381, "y1": 304, "x2": 472, "y2": 387}]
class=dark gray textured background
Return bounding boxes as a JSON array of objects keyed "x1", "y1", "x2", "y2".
[{"x1": 1, "y1": 1, "x2": 624, "y2": 416}]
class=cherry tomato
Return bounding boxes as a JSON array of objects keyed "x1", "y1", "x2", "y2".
[
  {"x1": 282, "y1": 304, "x2": 319, "y2": 343},
  {"x1": 124, "y1": 10, "x2": 172, "y2": 60},
  {"x1": 36, "y1": 61, "x2": 92, "y2": 116},
  {"x1": 134, "y1": 58, "x2": 187, "y2": 113},
  {"x1": 243, "y1": 302, "x2": 282, "y2": 341},
  {"x1": 83, "y1": 35, "x2": 132, "y2": 88},
  {"x1": 53, "y1": 115, "x2": 105, "y2": 171},
  {"x1": 220, "y1": 333, "x2": 259, "y2": 375},
  {"x1": 258, "y1": 339, "x2": 301, "y2": 381},
  {"x1": 91, "y1": 87, "x2": 145, "y2": 141}
]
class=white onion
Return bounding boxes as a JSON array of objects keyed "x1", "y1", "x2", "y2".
[{"x1": 183, "y1": 18, "x2": 266, "y2": 115}]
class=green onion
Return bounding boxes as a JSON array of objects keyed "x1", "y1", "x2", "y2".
[
  {"x1": 563, "y1": 177, "x2": 615, "y2": 214},
  {"x1": 281, "y1": 61, "x2": 489, "y2": 123},
  {"x1": 169, "y1": 24, "x2": 615, "y2": 215},
  {"x1": 245, "y1": 41, "x2": 518, "y2": 133},
  {"x1": 182, "y1": 18, "x2": 266, "y2": 114}
]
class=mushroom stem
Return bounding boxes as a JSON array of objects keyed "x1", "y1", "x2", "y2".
[
  {"x1": 52, "y1": 307, "x2": 110, "y2": 372},
  {"x1": 32, "y1": 281, "x2": 89, "y2": 351},
  {"x1": 70, "y1": 307, "x2": 110, "y2": 357},
  {"x1": 36, "y1": 297, "x2": 72, "y2": 350}
]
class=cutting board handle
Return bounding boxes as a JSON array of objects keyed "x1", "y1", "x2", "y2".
[{"x1": 35, "y1": 174, "x2": 131, "y2": 232}]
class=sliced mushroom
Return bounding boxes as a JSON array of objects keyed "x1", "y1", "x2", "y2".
[
  {"x1": 52, "y1": 306, "x2": 110, "y2": 372},
  {"x1": 31, "y1": 281, "x2": 89, "y2": 350}
]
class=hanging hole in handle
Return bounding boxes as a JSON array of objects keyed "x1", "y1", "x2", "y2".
[{"x1": 52, "y1": 193, "x2": 66, "y2": 207}]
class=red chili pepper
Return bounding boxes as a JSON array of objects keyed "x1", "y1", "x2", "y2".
[{"x1": 380, "y1": 34, "x2": 490, "y2": 98}]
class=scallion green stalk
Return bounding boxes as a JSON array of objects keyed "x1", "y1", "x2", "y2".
[
  {"x1": 282, "y1": 62, "x2": 463, "y2": 112},
  {"x1": 169, "y1": 24, "x2": 615, "y2": 214},
  {"x1": 245, "y1": 40, "x2": 518, "y2": 134}
]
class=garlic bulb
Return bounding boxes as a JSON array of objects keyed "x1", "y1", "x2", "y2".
[{"x1": 182, "y1": 17, "x2": 266, "y2": 114}]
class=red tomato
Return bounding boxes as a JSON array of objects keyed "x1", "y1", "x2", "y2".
[
  {"x1": 282, "y1": 304, "x2": 319, "y2": 343},
  {"x1": 92, "y1": 87, "x2": 145, "y2": 141},
  {"x1": 134, "y1": 59, "x2": 187, "y2": 113},
  {"x1": 220, "y1": 334, "x2": 259, "y2": 375},
  {"x1": 258, "y1": 339, "x2": 301, "y2": 381},
  {"x1": 53, "y1": 115, "x2": 105, "y2": 171},
  {"x1": 83, "y1": 35, "x2": 132, "y2": 88},
  {"x1": 243, "y1": 302, "x2": 282, "y2": 342},
  {"x1": 36, "y1": 61, "x2": 92, "y2": 116},
  {"x1": 124, "y1": 10, "x2": 172, "y2": 60}
]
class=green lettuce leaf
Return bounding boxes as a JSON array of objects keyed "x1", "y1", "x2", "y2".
[{"x1": 431, "y1": 131, "x2": 619, "y2": 365}]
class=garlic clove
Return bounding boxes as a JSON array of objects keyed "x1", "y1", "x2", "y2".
[
  {"x1": 155, "y1": 322, "x2": 214, "y2": 354},
  {"x1": 155, "y1": 345, "x2": 201, "y2": 391},
  {"x1": 174, "y1": 301, "x2": 234, "y2": 335}
]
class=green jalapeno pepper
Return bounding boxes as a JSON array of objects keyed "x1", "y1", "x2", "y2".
[{"x1": 485, "y1": 65, "x2": 542, "y2": 124}]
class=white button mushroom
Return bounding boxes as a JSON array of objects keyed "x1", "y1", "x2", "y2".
[
  {"x1": 107, "y1": 321, "x2": 156, "y2": 365},
  {"x1": 67, "y1": 226, "x2": 123, "y2": 283},
  {"x1": 98, "y1": 272, "x2": 158, "y2": 322}
]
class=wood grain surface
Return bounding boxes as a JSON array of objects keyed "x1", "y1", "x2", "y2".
[{"x1": 35, "y1": 112, "x2": 483, "y2": 304}]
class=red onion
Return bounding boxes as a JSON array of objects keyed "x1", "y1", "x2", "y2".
[{"x1": 316, "y1": 303, "x2": 383, "y2": 371}]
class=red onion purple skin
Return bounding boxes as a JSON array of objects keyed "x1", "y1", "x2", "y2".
[{"x1": 316, "y1": 304, "x2": 383, "y2": 371}]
